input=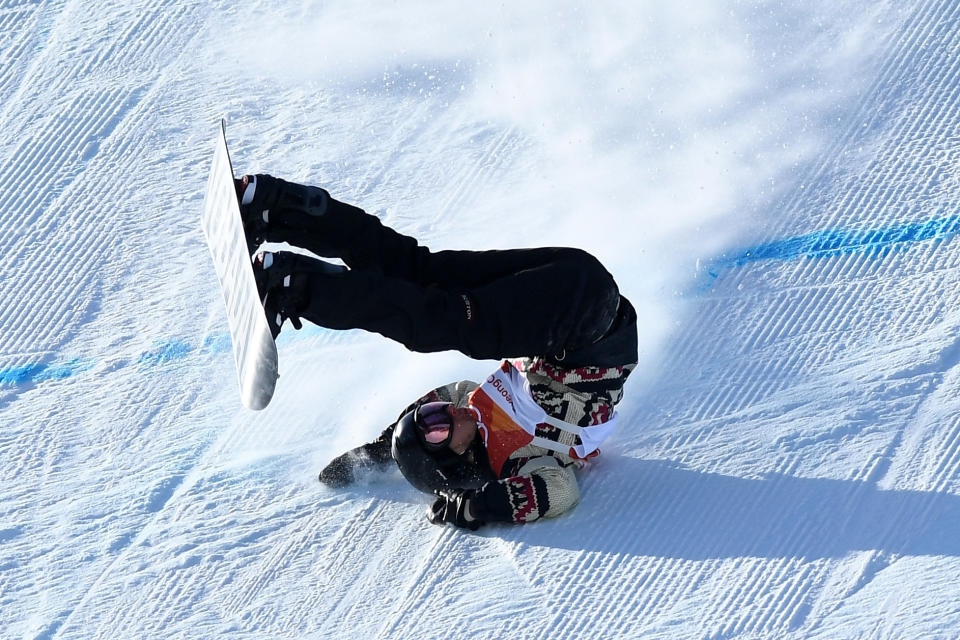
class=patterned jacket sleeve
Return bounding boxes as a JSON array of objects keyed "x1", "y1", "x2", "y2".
[{"x1": 469, "y1": 456, "x2": 580, "y2": 524}]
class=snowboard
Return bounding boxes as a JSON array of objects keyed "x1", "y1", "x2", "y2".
[{"x1": 201, "y1": 119, "x2": 279, "y2": 410}]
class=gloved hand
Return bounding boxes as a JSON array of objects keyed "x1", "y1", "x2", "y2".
[{"x1": 427, "y1": 488, "x2": 483, "y2": 531}]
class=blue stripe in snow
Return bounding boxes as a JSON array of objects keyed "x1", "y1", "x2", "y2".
[
  {"x1": 0, "y1": 335, "x2": 232, "y2": 388},
  {"x1": 4, "y1": 215, "x2": 958, "y2": 388},
  {"x1": 703, "y1": 214, "x2": 960, "y2": 280},
  {"x1": 0, "y1": 359, "x2": 95, "y2": 386},
  {"x1": 137, "y1": 339, "x2": 194, "y2": 366},
  {"x1": 0, "y1": 363, "x2": 49, "y2": 386}
]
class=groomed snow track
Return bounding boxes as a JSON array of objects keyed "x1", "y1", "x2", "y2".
[{"x1": 3, "y1": 1, "x2": 960, "y2": 639}]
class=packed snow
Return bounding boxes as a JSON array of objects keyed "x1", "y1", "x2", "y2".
[{"x1": 3, "y1": 0, "x2": 960, "y2": 638}]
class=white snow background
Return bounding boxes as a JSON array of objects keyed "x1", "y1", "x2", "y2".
[{"x1": 3, "y1": 0, "x2": 960, "y2": 638}]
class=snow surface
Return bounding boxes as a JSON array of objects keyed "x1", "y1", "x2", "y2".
[{"x1": 3, "y1": 0, "x2": 960, "y2": 638}]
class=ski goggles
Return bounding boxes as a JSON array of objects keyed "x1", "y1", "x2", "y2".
[{"x1": 415, "y1": 401, "x2": 455, "y2": 450}]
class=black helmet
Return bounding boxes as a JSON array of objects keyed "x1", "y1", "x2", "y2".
[{"x1": 391, "y1": 405, "x2": 492, "y2": 494}]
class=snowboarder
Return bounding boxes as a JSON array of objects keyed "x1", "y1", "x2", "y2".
[{"x1": 236, "y1": 174, "x2": 638, "y2": 530}]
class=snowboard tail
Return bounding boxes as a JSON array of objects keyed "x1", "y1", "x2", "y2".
[{"x1": 201, "y1": 120, "x2": 278, "y2": 410}]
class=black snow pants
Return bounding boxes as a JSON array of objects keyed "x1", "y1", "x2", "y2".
[{"x1": 261, "y1": 177, "x2": 637, "y2": 367}]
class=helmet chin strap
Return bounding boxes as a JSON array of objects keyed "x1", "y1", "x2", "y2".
[
  {"x1": 463, "y1": 433, "x2": 488, "y2": 467},
  {"x1": 459, "y1": 442, "x2": 476, "y2": 464},
  {"x1": 436, "y1": 444, "x2": 473, "y2": 467}
]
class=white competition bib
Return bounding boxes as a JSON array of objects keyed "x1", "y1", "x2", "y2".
[{"x1": 468, "y1": 361, "x2": 618, "y2": 475}]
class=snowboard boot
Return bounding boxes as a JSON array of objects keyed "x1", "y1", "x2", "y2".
[
  {"x1": 252, "y1": 251, "x2": 348, "y2": 339},
  {"x1": 235, "y1": 174, "x2": 332, "y2": 255}
]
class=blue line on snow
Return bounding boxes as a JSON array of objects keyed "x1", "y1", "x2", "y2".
[
  {"x1": 3, "y1": 214, "x2": 959, "y2": 388},
  {"x1": 0, "y1": 359, "x2": 95, "y2": 386},
  {"x1": 703, "y1": 213, "x2": 960, "y2": 280},
  {"x1": 0, "y1": 337, "x2": 231, "y2": 389},
  {"x1": 137, "y1": 340, "x2": 195, "y2": 366},
  {"x1": 0, "y1": 363, "x2": 49, "y2": 386}
]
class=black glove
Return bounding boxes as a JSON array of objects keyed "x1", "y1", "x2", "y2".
[
  {"x1": 318, "y1": 452, "x2": 356, "y2": 488},
  {"x1": 318, "y1": 435, "x2": 395, "y2": 488},
  {"x1": 427, "y1": 489, "x2": 484, "y2": 531}
]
